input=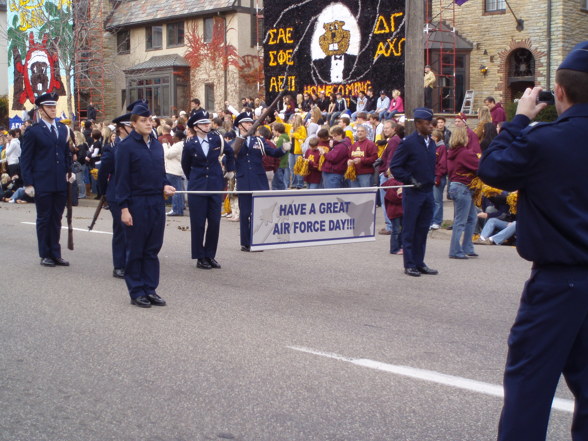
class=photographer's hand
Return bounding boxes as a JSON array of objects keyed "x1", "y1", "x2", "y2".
[{"x1": 517, "y1": 87, "x2": 548, "y2": 120}]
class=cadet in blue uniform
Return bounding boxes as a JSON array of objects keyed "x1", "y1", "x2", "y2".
[
  {"x1": 389, "y1": 108, "x2": 438, "y2": 277},
  {"x1": 233, "y1": 112, "x2": 288, "y2": 251},
  {"x1": 114, "y1": 100, "x2": 175, "y2": 308},
  {"x1": 20, "y1": 92, "x2": 72, "y2": 267},
  {"x1": 98, "y1": 112, "x2": 132, "y2": 279},
  {"x1": 181, "y1": 109, "x2": 235, "y2": 269},
  {"x1": 479, "y1": 42, "x2": 588, "y2": 441}
]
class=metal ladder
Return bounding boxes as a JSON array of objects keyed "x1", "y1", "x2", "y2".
[{"x1": 460, "y1": 90, "x2": 475, "y2": 114}]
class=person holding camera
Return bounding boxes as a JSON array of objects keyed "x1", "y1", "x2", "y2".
[{"x1": 478, "y1": 41, "x2": 588, "y2": 441}]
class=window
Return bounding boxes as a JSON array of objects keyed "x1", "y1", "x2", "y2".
[
  {"x1": 583, "y1": 0, "x2": 588, "y2": 10},
  {"x1": 203, "y1": 17, "x2": 214, "y2": 43},
  {"x1": 485, "y1": 0, "x2": 505, "y2": 12},
  {"x1": 126, "y1": 69, "x2": 189, "y2": 117},
  {"x1": 167, "y1": 22, "x2": 184, "y2": 47},
  {"x1": 146, "y1": 25, "x2": 163, "y2": 50},
  {"x1": 204, "y1": 83, "x2": 215, "y2": 112},
  {"x1": 251, "y1": 13, "x2": 263, "y2": 47},
  {"x1": 117, "y1": 30, "x2": 130, "y2": 54}
]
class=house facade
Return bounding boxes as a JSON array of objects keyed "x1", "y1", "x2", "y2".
[
  {"x1": 428, "y1": 0, "x2": 588, "y2": 112},
  {"x1": 98, "y1": 0, "x2": 263, "y2": 119}
]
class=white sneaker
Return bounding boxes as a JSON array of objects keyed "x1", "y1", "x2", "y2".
[
  {"x1": 8, "y1": 199, "x2": 15, "y2": 204},
  {"x1": 430, "y1": 223, "x2": 440, "y2": 230},
  {"x1": 166, "y1": 210, "x2": 175, "y2": 215}
]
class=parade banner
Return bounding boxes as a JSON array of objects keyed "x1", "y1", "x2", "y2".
[
  {"x1": 7, "y1": 0, "x2": 73, "y2": 118},
  {"x1": 250, "y1": 189, "x2": 376, "y2": 251},
  {"x1": 263, "y1": 0, "x2": 405, "y2": 102}
]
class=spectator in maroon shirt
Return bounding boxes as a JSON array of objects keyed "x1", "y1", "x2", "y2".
[{"x1": 484, "y1": 96, "x2": 507, "y2": 126}]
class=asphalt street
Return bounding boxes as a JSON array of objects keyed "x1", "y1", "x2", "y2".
[{"x1": 0, "y1": 199, "x2": 575, "y2": 441}]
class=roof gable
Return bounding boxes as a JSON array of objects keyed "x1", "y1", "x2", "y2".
[{"x1": 106, "y1": 0, "x2": 237, "y2": 29}]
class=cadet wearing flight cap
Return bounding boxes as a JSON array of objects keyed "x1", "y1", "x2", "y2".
[
  {"x1": 181, "y1": 109, "x2": 235, "y2": 269},
  {"x1": 389, "y1": 107, "x2": 438, "y2": 277},
  {"x1": 479, "y1": 41, "x2": 588, "y2": 441},
  {"x1": 233, "y1": 111, "x2": 288, "y2": 251},
  {"x1": 98, "y1": 111, "x2": 132, "y2": 279},
  {"x1": 20, "y1": 91, "x2": 73, "y2": 267},
  {"x1": 114, "y1": 100, "x2": 175, "y2": 308}
]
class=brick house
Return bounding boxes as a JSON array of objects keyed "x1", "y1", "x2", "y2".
[
  {"x1": 427, "y1": 0, "x2": 588, "y2": 112},
  {"x1": 100, "y1": 0, "x2": 263, "y2": 119}
]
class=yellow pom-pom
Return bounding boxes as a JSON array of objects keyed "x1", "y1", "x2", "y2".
[
  {"x1": 344, "y1": 163, "x2": 357, "y2": 181},
  {"x1": 293, "y1": 156, "x2": 306, "y2": 176},
  {"x1": 318, "y1": 155, "x2": 326, "y2": 171},
  {"x1": 90, "y1": 168, "x2": 99, "y2": 180},
  {"x1": 223, "y1": 195, "x2": 231, "y2": 215},
  {"x1": 481, "y1": 185, "x2": 503, "y2": 198},
  {"x1": 507, "y1": 191, "x2": 518, "y2": 214},
  {"x1": 300, "y1": 158, "x2": 310, "y2": 176},
  {"x1": 468, "y1": 177, "x2": 484, "y2": 207}
]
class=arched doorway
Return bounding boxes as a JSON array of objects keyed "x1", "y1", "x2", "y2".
[{"x1": 507, "y1": 48, "x2": 535, "y2": 101}]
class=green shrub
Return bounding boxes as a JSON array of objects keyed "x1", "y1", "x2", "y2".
[{"x1": 504, "y1": 101, "x2": 557, "y2": 123}]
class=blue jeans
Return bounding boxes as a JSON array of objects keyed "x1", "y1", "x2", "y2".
[
  {"x1": 77, "y1": 164, "x2": 87, "y2": 198},
  {"x1": 448, "y1": 182, "x2": 476, "y2": 257},
  {"x1": 308, "y1": 182, "x2": 320, "y2": 189},
  {"x1": 166, "y1": 173, "x2": 185, "y2": 215},
  {"x1": 381, "y1": 110, "x2": 398, "y2": 120},
  {"x1": 272, "y1": 168, "x2": 287, "y2": 190},
  {"x1": 432, "y1": 175, "x2": 446, "y2": 226},
  {"x1": 379, "y1": 173, "x2": 392, "y2": 231},
  {"x1": 347, "y1": 173, "x2": 373, "y2": 188},
  {"x1": 322, "y1": 172, "x2": 344, "y2": 189},
  {"x1": 389, "y1": 217, "x2": 403, "y2": 253},
  {"x1": 485, "y1": 219, "x2": 516, "y2": 244},
  {"x1": 288, "y1": 154, "x2": 304, "y2": 188}
]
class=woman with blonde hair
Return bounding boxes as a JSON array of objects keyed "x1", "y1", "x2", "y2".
[
  {"x1": 274, "y1": 112, "x2": 308, "y2": 189},
  {"x1": 474, "y1": 106, "x2": 492, "y2": 140},
  {"x1": 447, "y1": 126, "x2": 479, "y2": 259}
]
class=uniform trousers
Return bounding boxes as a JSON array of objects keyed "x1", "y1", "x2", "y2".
[
  {"x1": 188, "y1": 194, "x2": 222, "y2": 259},
  {"x1": 107, "y1": 199, "x2": 126, "y2": 269},
  {"x1": 498, "y1": 265, "x2": 588, "y2": 441},
  {"x1": 401, "y1": 188, "x2": 433, "y2": 269},
  {"x1": 34, "y1": 191, "x2": 66, "y2": 259},
  {"x1": 238, "y1": 194, "x2": 253, "y2": 247},
  {"x1": 123, "y1": 195, "x2": 165, "y2": 299}
]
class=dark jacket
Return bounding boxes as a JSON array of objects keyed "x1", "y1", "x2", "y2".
[
  {"x1": 478, "y1": 104, "x2": 588, "y2": 265},
  {"x1": 20, "y1": 121, "x2": 71, "y2": 192},
  {"x1": 182, "y1": 132, "x2": 234, "y2": 191},
  {"x1": 235, "y1": 136, "x2": 285, "y2": 191},
  {"x1": 389, "y1": 132, "x2": 436, "y2": 192}
]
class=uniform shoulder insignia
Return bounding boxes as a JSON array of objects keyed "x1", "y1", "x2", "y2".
[{"x1": 524, "y1": 121, "x2": 552, "y2": 134}]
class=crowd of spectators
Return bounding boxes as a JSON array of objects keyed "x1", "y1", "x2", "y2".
[{"x1": 0, "y1": 91, "x2": 511, "y2": 258}]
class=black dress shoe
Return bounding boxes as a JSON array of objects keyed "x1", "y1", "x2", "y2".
[
  {"x1": 241, "y1": 246, "x2": 251, "y2": 252},
  {"x1": 449, "y1": 255, "x2": 468, "y2": 260},
  {"x1": 417, "y1": 266, "x2": 439, "y2": 275},
  {"x1": 466, "y1": 253, "x2": 479, "y2": 257},
  {"x1": 146, "y1": 293, "x2": 166, "y2": 306},
  {"x1": 207, "y1": 258, "x2": 221, "y2": 269},
  {"x1": 130, "y1": 296, "x2": 151, "y2": 308},
  {"x1": 113, "y1": 268, "x2": 125, "y2": 278},
  {"x1": 197, "y1": 258, "x2": 212, "y2": 269},
  {"x1": 53, "y1": 257, "x2": 70, "y2": 266},
  {"x1": 404, "y1": 268, "x2": 421, "y2": 277},
  {"x1": 40, "y1": 257, "x2": 56, "y2": 267}
]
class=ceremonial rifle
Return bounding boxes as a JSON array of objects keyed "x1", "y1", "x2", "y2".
[
  {"x1": 88, "y1": 195, "x2": 106, "y2": 231},
  {"x1": 232, "y1": 89, "x2": 287, "y2": 158}
]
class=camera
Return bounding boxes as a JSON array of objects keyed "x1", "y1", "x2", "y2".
[{"x1": 537, "y1": 90, "x2": 555, "y2": 106}]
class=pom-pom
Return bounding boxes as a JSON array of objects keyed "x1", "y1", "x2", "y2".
[
  {"x1": 318, "y1": 155, "x2": 326, "y2": 171},
  {"x1": 344, "y1": 163, "x2": 357, "y2": 181},
  {"x1": 507, "y1": 191, "x2": 518, "y2": 214}
]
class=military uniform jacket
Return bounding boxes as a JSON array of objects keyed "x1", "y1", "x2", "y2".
[
  {"x1": 20, "y1": 121, "x2": 71, "y2": 192},
  {"x1": 478, "y1": 104, "x2": 588, "y2": 265},
  {"x1": 181, "y1": 132, "x2": 235, "y2": 191},
  {"x1": 389, "y1": 131, "x2": 436, "y2": 192},
  {"x1": 235, "y1": 136, "x2": 285, "y2": 191},
  {"x1": 98, "y1": 142, "x2": 117, "y2": 201},
  {"x1": 114, "y1": 130, "x2": 169, "y2": 209}
]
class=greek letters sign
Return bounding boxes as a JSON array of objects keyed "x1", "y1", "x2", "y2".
[
  {"x1": 250, "y1": 190, "x2": 376, "y2": 251},
  {"x1": 263, "y1": 0, "x2": 405, "y2": 102}
]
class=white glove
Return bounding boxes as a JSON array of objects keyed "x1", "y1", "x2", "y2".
[
  {"x1": 67, "y1": 173, "x2": 76, "y2": 183},
  {"x1": 224, "y1": 171, "x2": 235, "y2": 180},
  {"x1": 25, "y1": 186, "x2": 35, "y2": 197}
]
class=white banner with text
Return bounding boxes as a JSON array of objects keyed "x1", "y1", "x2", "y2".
[{"x1": 250, "y1": 189, "x2": 377, "y2": 250}]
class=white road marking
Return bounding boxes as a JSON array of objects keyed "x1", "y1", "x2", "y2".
[
  {"x1": 21, "y1": 222, "x2": 113, "y2": 235},
  {"x1": 288, "y1": 346, "x2": 574, "y2": 413}
]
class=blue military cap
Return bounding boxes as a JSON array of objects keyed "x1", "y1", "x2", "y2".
[
  {"x1": 233, "y1": 111, "x2": 254, "y2": 128},
  {"x1": 112, "y1": 112, "x2": 132, "y2": 126},
  {"x1": 130, "y1": 101, "x2": 151, "y2": 117},
  {"x1": 558, "y1": 41, "x2": 588, "y2": 73},
  {"x1": 413, "y1": 107, "x2": 434, "y2": 121},
  {"x1": 35, "y1": 92, "x2": 59, "y2": 107},
  {"x1": 187, "y1": 109, "x2": 211, "y2": 128},
  {"x1": 126, "y1": 99, "x2": 148, "y2": 112}
]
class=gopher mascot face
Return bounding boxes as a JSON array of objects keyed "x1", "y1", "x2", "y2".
[{"x1": 319, "y1": 20, "x2": 351, "y2": 56}]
